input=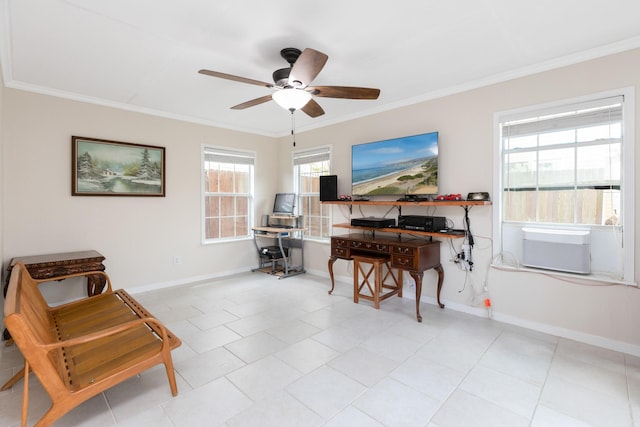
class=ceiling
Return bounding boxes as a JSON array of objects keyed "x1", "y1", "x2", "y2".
[{"x1": 2, "y1": 0, "x2": 640, "y2": 137}]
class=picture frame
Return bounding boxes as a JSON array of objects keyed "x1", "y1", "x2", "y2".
[{"x1": 72, "y1": 136, "x2": 166, "y2": 196}]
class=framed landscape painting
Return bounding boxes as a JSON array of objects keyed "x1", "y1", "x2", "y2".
[{"x1": 72, "y1": 136, "x2": 166, "y2": 196}]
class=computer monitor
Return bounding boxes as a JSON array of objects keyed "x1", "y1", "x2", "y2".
[{"x1": 273, "y1": 193, "x2": 296, "y2": 215}]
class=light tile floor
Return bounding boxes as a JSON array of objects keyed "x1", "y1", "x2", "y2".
[{"x1": 1, "y1": 272, "x2": 639, "y2": 426}]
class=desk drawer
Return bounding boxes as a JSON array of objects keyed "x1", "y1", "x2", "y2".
[
  {"x1": 331, "y1": 247, "x2": 350, "y2": 258},
  {"x1": 332, "y1": 238, "x2": 349, "y2": 248},
  {"x1": 350, "y1": 240, "x2": 389, "y2": 254},
  {"x1": 392, "y1": 245, "x2": 417, "y2": 268},
  {"x1": 393, "y1": 245, "x2": 415, "y2": 256},
  {"x1": 393, "y1": 242, "x2": 441, "y2": 271},
  {"x1": 391, "y1": 255, "x2": 415, "y2": 269}
]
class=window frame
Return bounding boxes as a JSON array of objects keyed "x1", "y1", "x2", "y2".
[
  {"x1": 493, "y1": 88, "x2": 635, "y2": 283},
  {"x1": 201, "y1": 145, "x2": 255, "y2": 244},
  {"x1": 292, "y1": 145, "x2": 332, "y2": 242}
]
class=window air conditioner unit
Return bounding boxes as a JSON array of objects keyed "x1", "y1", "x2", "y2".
[{"x1": 522, "y1": 227, "x2": 591, "y2": 274}]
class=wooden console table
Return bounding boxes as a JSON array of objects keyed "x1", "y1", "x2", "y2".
[
  {"x1": 328, "y1": 234, "x2": 442, "y2": 322},
  {"x1": 3, "y1": 250, "x2": 106, "y2": 341}
]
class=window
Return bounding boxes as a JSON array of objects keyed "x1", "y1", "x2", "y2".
[
  {"x1": 494, "y1": 89, "x2": 634, "y2": 282},
  {"x1": 202, "y1": 146, "x2": 255, "y2": 242},
  {"x1": 293, "y1": 146, "x2": 331, "y2": 240}
]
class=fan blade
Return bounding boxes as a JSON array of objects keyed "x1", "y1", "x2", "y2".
[
  {"x1": 231, "y1": 94, "x2": 274, "y2": 110},
  {"x1": 288, "y1": 48, "x2": 328, "y2": 87},
  {"x1": 308, "y1": 85, "x2": 380, "y2": 100},
  {"x1": 198, "y1": 69, "x2": 273, "y2": 88},
  {"x1": 301, "y1": 98, "x2": 325, "y2": 118}
]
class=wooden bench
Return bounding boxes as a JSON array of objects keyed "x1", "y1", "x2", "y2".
[{"x1": 3, "y1": 262, "x2": 181, "y2": 427}]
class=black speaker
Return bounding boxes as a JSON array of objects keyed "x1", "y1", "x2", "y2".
[{"x1": 319, "y1": 175, "x2": 338, "y2": 201}]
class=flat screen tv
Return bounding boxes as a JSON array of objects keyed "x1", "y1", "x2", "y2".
[
  {"x1": 273, "y1": 193, "x2": 296, "y2": 215},
  {"x1": 352, "y1": 131, "x2": 438, "y2": 197}
]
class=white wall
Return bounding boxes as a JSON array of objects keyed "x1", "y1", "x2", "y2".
[
  {"x1": 0, "y1": 68, "x2": 4, "y2": 334},
  {"x1": 2, "y1": 90, "x2": 277, "y2": 301},
  {"x1": 0, "y1": 67, "x2": 4, "y2": 265},
  {"x1": 2, "y1": 48, "x2": 639, "y2": 355},
  {"x1": 279, "y1": 48, "x2": 640, "y2": 355}
]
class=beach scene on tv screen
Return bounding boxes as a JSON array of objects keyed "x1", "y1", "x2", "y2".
[{"x1": 352, "y1": 132, "x2": 438, "y2": 196}]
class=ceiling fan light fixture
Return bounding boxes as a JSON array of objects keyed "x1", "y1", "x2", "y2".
[
  {"x1": 272, "y1": 88, "x2": 311, "y2": 111},
  {"x1": 200, "y1": 47, "x2": 380, "y2": 118}
]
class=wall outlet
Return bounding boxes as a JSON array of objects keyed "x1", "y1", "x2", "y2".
[
  {"x1": 173, "y1": 256, "x2": 181, "y2": 265},
  {"x1": 405, "y1": 276, "x2": 415, "y2": 290}
]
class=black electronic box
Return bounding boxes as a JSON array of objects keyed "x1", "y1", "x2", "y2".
[
  {"x1": 350, "y1": 217, "x2": 396, "y2": 228},
  {"x1": 398, "y1": 215, "x2": 447, "y2": 232}
]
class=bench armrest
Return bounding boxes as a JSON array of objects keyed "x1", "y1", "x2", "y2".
[
  {"x1": 32, "y1": 270, "x2": 113, "y2": 293},
  {"x1": 42, "y1": 317, "x2": 172, "y2": 351}
]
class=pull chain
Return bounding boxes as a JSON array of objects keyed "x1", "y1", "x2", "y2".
[{"x1": 290, "y1": 109, "x2": 296, "y2": 147}]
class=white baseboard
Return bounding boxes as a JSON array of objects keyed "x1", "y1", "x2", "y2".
[
  {"x1": 128, "y1": 266, "x2": 254, "y2": 295},
  {"x1": 303, "y1": 267, "x2": 332, "y2": 278},
  {"x1": 130, "y1": 269, "x2": 640, "y2": 357},
  {"x1": 323, "y1": 271, "x2": 640, "y2": 356},
  {"x1": 490, "y1": 311, "x2": 640, "y2": 358}
]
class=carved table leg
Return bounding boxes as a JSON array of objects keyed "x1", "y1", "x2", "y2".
[
  {"x1": 409, "y1": 271, "x2": 424, "y2": 322},
  {"x1": 3, "y1": 276, "x2": 12, "y2": 341},
  {"x1": 328, "y1": 256, "x2": 338, "y2": 294},
  {"x1": 434, "y1": 264, "x2": 445, "y2": 309},
  {"x1": 409, "y1": 265, "x2": 445, "y2": 322},
  {"x1": 87, "y1": 273, "x2": 107, "y2": 296}
]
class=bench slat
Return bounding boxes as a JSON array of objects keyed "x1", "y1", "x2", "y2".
[
  {"x1": 64, "y1": 326, "x2": 162, "y2": 390},
  {"x1": 54, "y1": 295, "x2": 128, "y2": 322},
  {"x1": 54, "y1": 300, "x2": 138, "y2": 338}
]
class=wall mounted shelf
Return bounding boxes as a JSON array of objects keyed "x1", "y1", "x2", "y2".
[
  {"x1": 322, "y1": 199, "x2": 491, "y2": 208},
  {"x1": 323, "y1": 199, "x2": 492, "y2": 238}
]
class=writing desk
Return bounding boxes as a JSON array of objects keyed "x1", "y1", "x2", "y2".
[
  {"x1": 3, "y1": 250, "x2": 106, "y2": 341},
  {"x1": 252, "y1": 226, "x2": 305, "y2": 279},
  {"x1": 328, "y1": 234, "x2": 442, "y2": 322}
]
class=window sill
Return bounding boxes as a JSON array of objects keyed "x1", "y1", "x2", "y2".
[
  {"x1": 202, "y1": 236, "x2": 253, "y2": 245},
  {"x1": 304, "y1": 237, "x2": 330, "y2": 244},
  {"x1": 490, "y1": 263, "x2": 637, "y2": 287}
]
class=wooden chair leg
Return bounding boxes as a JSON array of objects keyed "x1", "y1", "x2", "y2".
[
  {"x1": 360, "y1": 264, "x2": 376, "y2": 297},
  {"x1": 21, "y1": 360, "x2": 29, "y2": 427},
  {"x1": 1, "y1": 364, "x2": 28, "y2": 391},
  {"x1": 353, "y1": 260, "x2": 360, "y2": 303},
  {"x1": 354, "y1": 260, "x2": 375, "y2": 304},
  {"x1": 381, "y1": 263, "x2": 403, "y2": 298},
  {"x1": 162, "y1": 352, "x2": 179, "y2": 396},
  {"x1": 373, "y1": 261, "x2": 382, "y2": 309}
]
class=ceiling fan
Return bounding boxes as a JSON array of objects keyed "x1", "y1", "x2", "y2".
[{"x1": 198, "y1": 47, "x2": 380, "y2": 118}]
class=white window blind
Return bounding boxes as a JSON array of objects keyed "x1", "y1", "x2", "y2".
[
  {"x1": 293, "y1": 147, "x2": 331, "y2": 165},
  {"x1": 204, "y1": 148, "x2": 255, "y2": 165}
]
